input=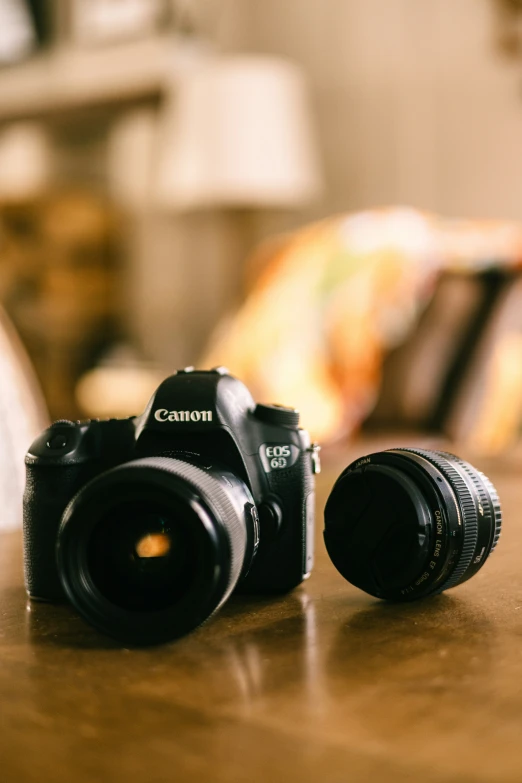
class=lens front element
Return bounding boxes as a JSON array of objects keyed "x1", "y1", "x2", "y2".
[
  {"x1": 57, "y1": 457, "x2": 256, "y2": 644},
  {"x1": 324, "y1": 449, "x2": 501, "y2": 601},
  {"x1": 87, "y1": 501, "x2": 196, "y2": 612}
]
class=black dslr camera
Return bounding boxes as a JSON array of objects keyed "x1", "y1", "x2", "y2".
[{"x1": 23, "y1": 368, "x2": 318, "y2": 644}]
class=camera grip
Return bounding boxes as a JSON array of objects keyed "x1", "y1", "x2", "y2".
[
  {"x1": 240, "y1": 449, "x2": 315, "y2": 593},
  {"x1": 268, "y1": 449, "x2": 315, "y2": 579},
  {"x1": 23, "y1": 463, "x2": 87, "y2": 601}
]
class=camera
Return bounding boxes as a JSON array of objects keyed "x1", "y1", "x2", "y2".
[{"x1": 23, "y1": 368, "x2": 318, "y2": 644}]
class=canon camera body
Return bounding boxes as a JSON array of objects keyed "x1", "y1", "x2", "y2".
[{"x1": 23, "y1": 368, "x2": 318, "y2": 644}]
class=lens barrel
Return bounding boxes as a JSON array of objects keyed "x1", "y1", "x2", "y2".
[
  {"x1": 57, "y1": 457, "x2": 256, "y2": 644},
  {"x1": 324, "y1": 449, "x2": 501, "y2": 601}
]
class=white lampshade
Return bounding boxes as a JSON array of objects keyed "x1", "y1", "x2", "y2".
[{"x1": 156, "y1": 55, "x2": 322, "y2": 210}]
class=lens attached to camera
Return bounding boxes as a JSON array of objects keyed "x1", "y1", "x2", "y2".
[
  {"x1": 57, "y1": 457, "x2": 257, "y2": 644},
  {"x1": 87, "y1": 500, "x2": 199, "y2": 613},
  {"x1": 324, "y1": 448, "x2": 501, "y2": 601}
]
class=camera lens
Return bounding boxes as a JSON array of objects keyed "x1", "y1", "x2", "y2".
[
  {"x1": 324, "y1": 449, "x2": 501, "y2": 601},
  {"x1": 87, "y1": 501, "x2": 196, "y2": 612},
  {"x1": 57, "y1": 457, "x2": 257, "y2": 644}
]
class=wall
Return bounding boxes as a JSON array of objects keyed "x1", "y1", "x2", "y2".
[
  {"x1": 136, "y1": 0, "x2": 522, "y2": 367},
  {"x1": 233, "y1": 0, "x2": 522, "y2": 222}
]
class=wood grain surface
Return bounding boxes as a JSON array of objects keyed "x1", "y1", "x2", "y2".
[{"x1": 0, "y1": 443, "x2": 521, "y2": 783}]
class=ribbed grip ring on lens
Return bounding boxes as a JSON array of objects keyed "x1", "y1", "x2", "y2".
[
  {"x1": 438, "y1": 453, "x2": 502, "y2": 555},
  {"x1": 478, "y1": 471, "x2": 502, "y2": 553},
  {"x1": 109, "y1": 457, "x2": 247, "y2": 611},
  {"x1": 397, "y1": 449, "x2": 479, "y2": 592}
]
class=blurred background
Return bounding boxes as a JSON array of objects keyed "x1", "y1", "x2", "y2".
[{"x1": 3, "y1": 0, "x2": 522, "y2": 510}]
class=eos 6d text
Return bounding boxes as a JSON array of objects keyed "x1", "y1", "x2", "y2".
[{"x1": 266, "y1": 445, "x2": 291, "y2": 469}]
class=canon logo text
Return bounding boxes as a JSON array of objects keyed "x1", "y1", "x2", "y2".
[{"x1": 154, "y1": 409, "x2": 213, "y2": 423}]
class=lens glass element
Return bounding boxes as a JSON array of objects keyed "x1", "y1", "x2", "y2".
[{"x1": 87, "y1": 501, "x2": 196, "y2": 612}]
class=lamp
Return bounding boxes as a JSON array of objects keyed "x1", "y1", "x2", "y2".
[{"x1": 156, "y1": 55, "x2": 322, "y2": 210}]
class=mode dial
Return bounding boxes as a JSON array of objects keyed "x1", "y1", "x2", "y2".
[{"x1": 254, "y1": 404, "x2": 300, "y2": 427}]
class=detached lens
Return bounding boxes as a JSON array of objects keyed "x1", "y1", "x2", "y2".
[
  {"x1": 57, "y1": 457, "x2": 256, "y2": 644},
  {"x1": 324, "y1": 449, "x2": 501, "y2": 601}
]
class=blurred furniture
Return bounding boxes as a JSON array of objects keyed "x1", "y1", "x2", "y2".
[
  {"x1": 370, "y1": 268, "x2": 522, "y2": 453},
  {"x1": 70, "y1": 0, "x2": 166, "y2": 44},
  {"x1": 0, "y1": 192, "x2": 120, "y2": 419},
  {"x1": 204, "y1": 208, "x2": 522, "y2": 453},
  {"x1": 494, "y1": 0, "x2": 522, "y2": 56},
  {"x1": 0, "y1": 0, "x2": 37, "y2": 64},
  {"x1": 0, "y1": 439, "x2": 521, "y2": 781},
  {"x1": 0, "y1": 33, "x2": 173, "y2": 118},
  {"x1": 0, "y1": 306, "x2": 47, "y2": 530},
  {"x1": 0, "y1": 1, "x2": 324, "y2": 370},
  {"x1": 369, "y1": 270, "x2": 517, "y2": 433},
  {"x1": 0, "y1": 0, "x2": 177, "y2": 119}
]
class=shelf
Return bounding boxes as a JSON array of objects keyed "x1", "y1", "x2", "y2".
[{"x1": 0, "y1": 36, "x2": 175, "y2": 120}]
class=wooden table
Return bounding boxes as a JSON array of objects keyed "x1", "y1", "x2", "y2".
[{"x1": 1, "y1": 441, "x2": 521, "y2": 783}]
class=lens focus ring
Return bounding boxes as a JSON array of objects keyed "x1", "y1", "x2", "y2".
[
  {"x1": 479, "y1": 471, "x2": 502, "y2": 554},
  {"x1": 399, "y1": 449, "x2": 480, "y2": 594},
  {"x1": 436, "y1": 453, "x2": 501, "y2": 590},
  {"x1": 442, "y1": 454, "x2": 502, "y2": 556}
]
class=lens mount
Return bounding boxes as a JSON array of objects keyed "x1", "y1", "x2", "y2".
[
  {"x1": 57, "y1": 457, "x2": 254, "y2": 644},
  {"x1": 324, "y1": 448, "x2": 501, "y2": 601}
]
